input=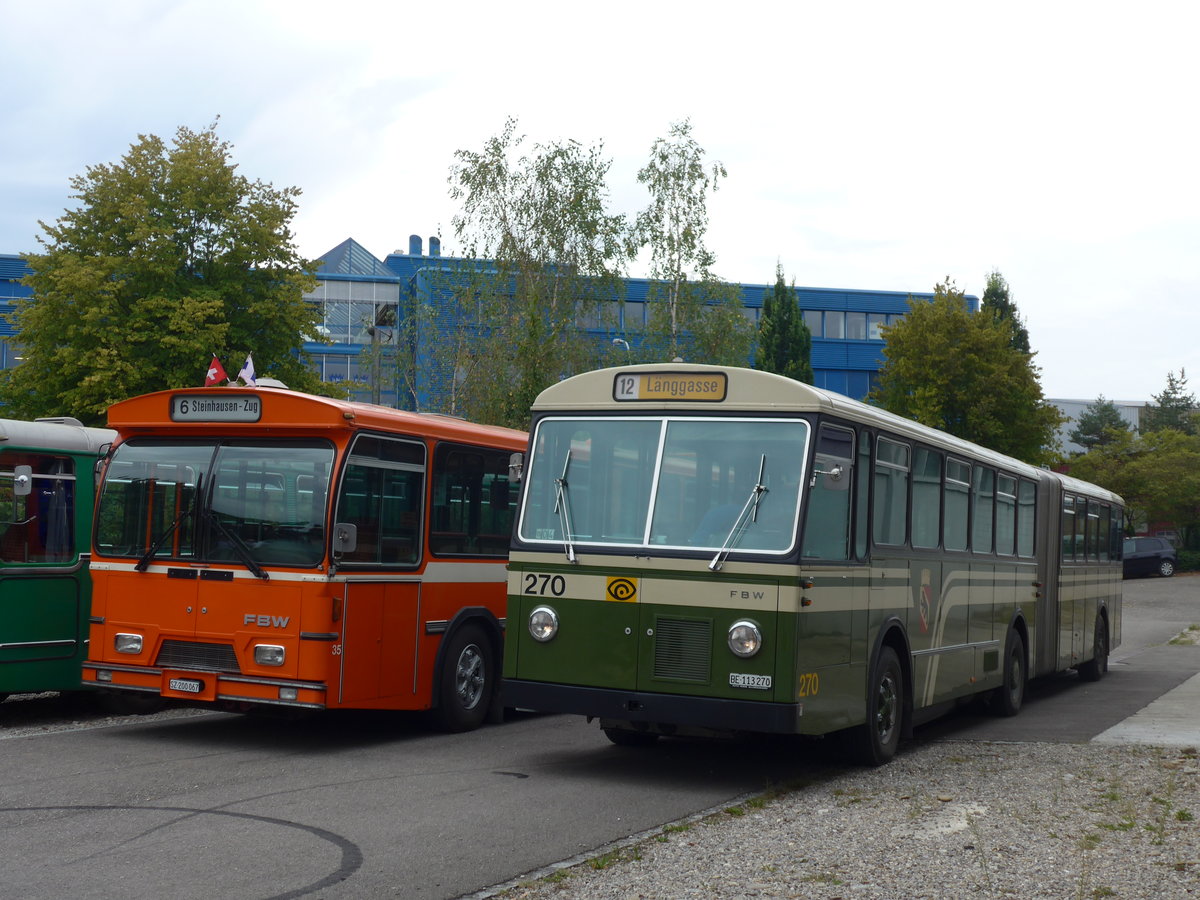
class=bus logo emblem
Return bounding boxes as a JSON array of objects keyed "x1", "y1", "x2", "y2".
[{"x1": 606, "y1": 577, "x2": 639, "y2": 602}]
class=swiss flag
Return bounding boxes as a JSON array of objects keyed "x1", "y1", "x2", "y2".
[{"x1": 205, "y1": 355, "x2": 228, "y2": 386}]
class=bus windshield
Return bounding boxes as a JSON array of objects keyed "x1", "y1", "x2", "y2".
[
  {"x1": 95, "y1": 439, "x2": 334, "y2": 567},
  {"x1": 518, "y1": 417, "x2": 809, "y2": 553}
]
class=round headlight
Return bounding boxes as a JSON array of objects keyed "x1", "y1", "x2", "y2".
[
  {"x1": 528, "y1": 605, "x2": 559, "y2": 642},
  {"x1": 727, "y1": 620, "x2": 762, "y2": 658}
]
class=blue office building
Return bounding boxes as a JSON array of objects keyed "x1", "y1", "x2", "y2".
[
  {"x1": 4, "y1": 239, "x2": 975, "y2": 409},
  {"x1": 302, "y1": 235, "x2": 970, "y2": 409},
  {"x1": 0, "y1": 254, "x2": 32, "y2": 370}
]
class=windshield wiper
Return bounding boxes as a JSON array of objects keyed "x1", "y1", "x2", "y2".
[
  {"x1": 553, "y1": 450, "x2": 577, "y2": 563},
  {"x1": 203, "y1": 508, "x2": 270, "y2": 580},
  {"x1": 709, "y1": 455, "x2": 769, "y2": 572},
  {"x1": 135, "y1": 476, "x2": 200, "y2": 572}
]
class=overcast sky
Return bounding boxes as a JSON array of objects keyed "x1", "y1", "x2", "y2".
[{"x1": 2, "y1": 0, "x2": 1196, "y2": 402}]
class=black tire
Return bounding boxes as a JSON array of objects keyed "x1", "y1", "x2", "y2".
[
  {"x1": 603, "y1": 727, "x2": 659, "y2": 747},
  {"x1": 1158, "y1": 558, "x2": 1176, "y2": 577},
  {"x1": 850, "y1": 645, "x2": 904, "y2": 766},
  {"x1": 1078, "y1": 615, "x2": 1109, "y2": 683},
  {"x1": 434, "y1": 624, "x2": 493, "y2": 733},
  {"x1": 992, "y1": 629, "x2": 1026, "y2": 717}
]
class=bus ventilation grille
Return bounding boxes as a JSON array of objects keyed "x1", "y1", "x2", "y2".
[
  {"x1": 653, "y1": 617, "x2": 712, "y2": 683},
  {"x1": 155, "y1": 640, "x2": 241, "y2": 673}
]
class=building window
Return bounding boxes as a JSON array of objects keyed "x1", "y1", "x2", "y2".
[
  {"x1": 825, "y1": 311, "x2": 845, "y2": 339},
  {"x1": 846, "y1": 312, "x2": 867, "y2": 340},
  {"x1": 621, "y1": 301, "x2": 645, "y2": 331},
  {"x1": 868, "y1": 314, "x2": 887, "y2": 339},
  {"x1": 802, "y1": 310, "x2": 822, "y2": 337}
]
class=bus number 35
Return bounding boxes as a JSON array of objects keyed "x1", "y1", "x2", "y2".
[{"x1": 523, "y1": 574, "x2": 566, "y2": 596}]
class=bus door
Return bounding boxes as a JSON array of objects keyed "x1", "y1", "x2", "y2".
[
  {"x1": 331, "y1": 435, "x2": 425, "y2": 706},
  {"x1": 0, "y1": 457, "x2": 82, "y2": 668}
]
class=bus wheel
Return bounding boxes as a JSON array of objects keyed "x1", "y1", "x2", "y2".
[
  {"x1": 851, "y1": 645, "x2": 903, "y2": 766},
  {"x1": 1078, "y1": 616, "x2": 1109, "y2": 683},
  {"x1": 435, "y1": 624, "x2": 492, "y2": 733},
  {"x1": 992, "y1": 629, "x2": 1026, "y2": 717},
  {"x1": 603, "y1": 727, "x2": 659, "y2": 747}
]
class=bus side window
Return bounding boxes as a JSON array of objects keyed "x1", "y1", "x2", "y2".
[
  {"x1": 971, "y1": 466, "x2": 994, "y2": 554},
  {"x1": 1017, "y1": 479, "x2": 1036, "y2": 557},
  {"x1": 802, "y1": 425, "x2": 854, "y2": 560},
  {"x1": 1061, "y1": 494, "x2": 1076, "y2": 560},
  {"x1": 911, "y1": 447, "x2": 942, "y2": 550},
  {"x1": 0, "y1": 453, "x2": 75, "y2": 563},
  {"x1": 337, "y1": 436, "x2": 424, "y2": 566},
  {"x1": 855, "y1": 435, "x2": 870, "y2": 559},
  {"x1": 872, "y1": 437, "x2": 910, "y2": 547},
  {"x1": 944, "y1": 459, "x2": 970, "y2": 552},
  {"x1": 431, "y1": 444, "x2": 517, "y2": 557}
]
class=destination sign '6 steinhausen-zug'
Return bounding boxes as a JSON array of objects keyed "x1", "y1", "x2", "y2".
[{"x1": 169, "y1": 393, "x2": 262, "y2": 423}]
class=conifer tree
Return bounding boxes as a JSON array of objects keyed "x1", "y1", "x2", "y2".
[{"x1": 756, "y1": 263, "x2": 813, "y2": 383}]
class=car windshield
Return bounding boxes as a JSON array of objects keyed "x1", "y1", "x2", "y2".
[{"x1": 518, "y1": 417, "x2": 808, "y2": 554}]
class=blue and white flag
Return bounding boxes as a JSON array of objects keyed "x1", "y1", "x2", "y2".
[{"x1": 237, "y1": 353, "x2": 256, "y2": 386}]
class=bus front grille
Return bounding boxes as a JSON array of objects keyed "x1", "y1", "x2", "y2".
[
  {"x1": 653, "y1": 617, "x2": 712, "y2": 683},
  {"x1": 155, "y1": 640, "x2": 241, "y2": 673}
]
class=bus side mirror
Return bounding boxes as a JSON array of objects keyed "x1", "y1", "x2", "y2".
[
  {"x1": 13, "y1": 465, "x2": 32, "y2": 497},
  {"x1": 508, "y1": 452, "x2": 523, "y2": 483},
  {"x1": 333, "y1": 522, "x2": 357, "y2": 556},
  {"x1": 812, "y1": 462, "x2": 850, "y2": 492}
]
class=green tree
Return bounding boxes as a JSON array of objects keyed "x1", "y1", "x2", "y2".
[
  {"x1": 1142, "y1": 368, "x2": 1197, "y2": 435},
  {"x1": 636, "y1": 119, "x2": 751, "y2": 363},
  {"x1": 1070, "y1": 428, "x2": 1200, "y2": 543},
  {"x1": 756, "y1": 263, "x2": 813, "y2": 383},
  {"x1": 0, "y1": 122, "x2": 323, "y2": 423},
  {"x1": 445, "y1": 118, "x2": 630, "y2": 427},
  {"x1": 1068, "y1": 395, "x2": 1132, "y2": 453},
  {"x1": 980, "y1": 269, "x2": 1030, "y2": 354},
  {"x1": 870, "y1": 278, "x2": 1063, "y2": 465}
]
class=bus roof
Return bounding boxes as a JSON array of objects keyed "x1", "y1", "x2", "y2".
[
  {"x1": 0, "y1": 417, "x2": 115, "y2": 454},
  {"x1": 533, "y1": 365, "x2": 1123, "y2": 506},
  {"x1": 105, "y1": 387, "x2": 527, "y2": 449}
]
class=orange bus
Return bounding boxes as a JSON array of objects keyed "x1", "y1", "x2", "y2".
[{"x1": 82, "y1": 386, "x2": 525, "y2": 730}]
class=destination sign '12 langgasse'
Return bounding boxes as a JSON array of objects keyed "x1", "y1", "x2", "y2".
[{"x1": 613, "y1": 371, "x2": 728, "y2": 402}]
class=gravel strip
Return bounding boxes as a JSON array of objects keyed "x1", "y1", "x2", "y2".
[
  {"x1": 490, "y1": 740, "x2": 1199, "y2": 899},
  {"x1": 0, "y1": 691, "x2": 210, "y2": 739}
]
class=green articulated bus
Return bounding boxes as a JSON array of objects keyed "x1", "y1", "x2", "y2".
[
  {"x1": 502, "y1": 365, "x2": 1122, "y2": 765},
  {"x1": 0, "y1": 417, "x2": 114, "y2": 703}
]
